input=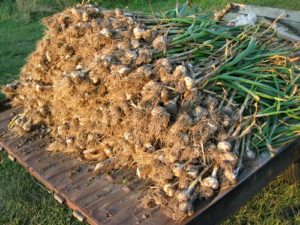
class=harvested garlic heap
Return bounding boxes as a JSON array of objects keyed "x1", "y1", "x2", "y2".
[{"x1": 2, "y1": 5, "x2": 255, "y2": 220}]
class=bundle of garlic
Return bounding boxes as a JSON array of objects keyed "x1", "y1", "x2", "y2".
[{"x1": 2, "y1": 3, "x2": 300, "y2": 221}]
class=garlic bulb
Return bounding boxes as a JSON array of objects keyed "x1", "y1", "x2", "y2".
[
  {"x1": 222, "y1": 105, "x2": 234, "y2": 116},
  {"x1": 217, "y1": 141, "x2": 232, "y2": 152},
  {"x1": 186, "y1": 165, "x2": 200, "y2": 179},
  {"x1": 222, "y1": 152, "x2": 238, "y2": 163},
  {"x1": 124, "y1": 132, "x2": 134, "y2": 142},
  {"x1": 144, "y1": 143, "x2": 155, "y2": 152},
  {"x1": 89, "y1": 72, "x2": 100, "y2": 84},
  {"x1": 114, "y1": 8, "x2": 123, "y2": 18},
  {"x1": 176, "y1": 189, "x2": 192, "y2": 202},
  {"x1": 224, "y1": 169, "x2": 237, "y2": 184},
  {"x1": 133, "y1": 27, "x2": 144, "y2": 40},
  {"x1": 142, "y1": 29, "x2": 153, "y2": 41},
  {"x1": 75, "y1": 64, "x2": 83, "y2": 70},
  {"x1": 100, "y1": 28, "x2": 112, "y2": 38},
  {"x1": 82, "y1": 12, "x2": 89, "y2": 22},
  {"x1": 157, "y1": 58, "x2": 172, "y2": 72},
  {"x1": 151, "y1": 106, "x2": 169, "y2": 117},
  {"x1": 163, "y1": 183, "x2": 176, "y2": 197},
  {"x1": 164, "y1": 96, "x2": 179, "y2": 114},
  {"x1": 173, "y1": 65, "x2": 187, "y2": 79},
  {"x1": 202, "y1": 166, "x2": 219, "y2": 190},
  {"x1": 35, "y1": 84, "x2": 43, "y2": 92},
  {"x1": 222, "y1": 115, "x2": 231, "y2": 127},
  {"x1": 125, "y1": 50, "x2": 137, "y2": 61},
  {"x1": 179, "y1": 201, "x2": 194, "y2": 215},
  {"x1": 66, "y1": 137, "x2": 74, "y2": 146},
  {"x1": 22, "y1": 119, "x2": 32, "y2": 132},
  {"x1": 131, "y1": 39, "x2": 140, "y2": 49},
  {"x1": 184, "y1": 76, "x2": 195, "y2": 90},
  {"x1": 172, "y1": 163, "x2": 184, "y2": 177},
  {"x1": 245, "y1": 147, "x2": 256, "y2": 160},
  {"x1": 152, "y1": 35, "x2": 167, "y2": 52},
  {"x1": 205, "y1": 96, "x2": 218, "y2": 111},
  {"x1": 193, "y1": 106, "x2": 208, "y2": 120},
  {"x1": 117, "y1": 65, "x2": 131, "y2": 76},
  {"x1": 136, "y1": 167, "x2": 150, "y2": 178},
  {"x1": 94, "y1": 157, "x2": 116, "y2": 173},
  {"x1": 104, "y1": 146, "x2": 113, "y2": 157}
]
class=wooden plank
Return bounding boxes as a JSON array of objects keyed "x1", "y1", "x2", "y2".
[
  {"x1": 54, "y1": 166, "x2": 94, "y2": 191},
  {"x1": 1, "y1": 103, "x2": 300, "y2": 225},
  {"x1": 0, "y1": 99, "x2": 11, "y2": 113},
  {"x1": 228, "y1": 4, "x2": 300, "y2": 33},
  {"x1": 87, "y1": 179, "x2": 142, "y2": 215},
  {"x1": 232, "y1": 4, "x2": 300, "y2": 23}
]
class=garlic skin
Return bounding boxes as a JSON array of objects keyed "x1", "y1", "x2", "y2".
[
  {"x1": 70, "y1": 70, "x2": 86, "y2": 79},
  {"x1": 57, "y1": 126, "x2": 65, "y2": 136}
]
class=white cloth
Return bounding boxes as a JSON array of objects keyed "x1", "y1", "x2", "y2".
[{"x1": 229, "y1": 12, "x2": 257, "y2": 26}]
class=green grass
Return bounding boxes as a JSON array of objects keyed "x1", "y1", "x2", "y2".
[
  {"x1": 0, "y1": 152, "x2": 81, "y2": 225},
  {"x1": 0, "y1": 1, "x2": 299, "y2": 224}
]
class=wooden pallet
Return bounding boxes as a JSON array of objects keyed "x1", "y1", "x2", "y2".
[{"x1": 1, "y1": 100, "x2": 300, "y2": 225}]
